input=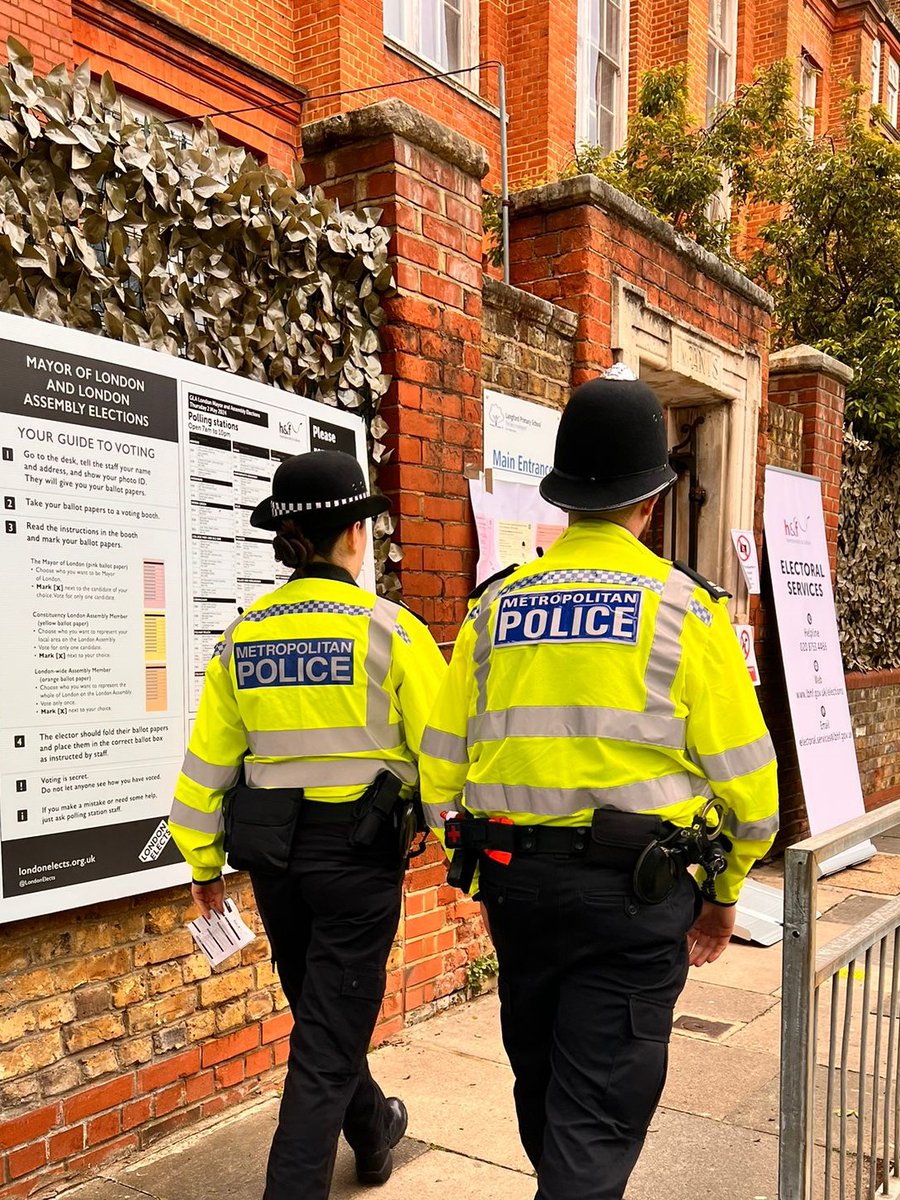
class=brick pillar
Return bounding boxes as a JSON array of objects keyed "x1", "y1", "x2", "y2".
[
  {"x1": 768, "y1": 345, "x2": 852, "y2": 575},
  {"x1": 301, "y1": 99, "x2": 487, "y2": 646},
  {"x1": 507, "y1": 176, "x2": 619, "y2": 383},
  {"x1": 301, "y1": 100, "x2": 491, "y2": 1032}
]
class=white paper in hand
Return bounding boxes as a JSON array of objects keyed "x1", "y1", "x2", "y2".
[{"x1": 188, "y1": 899, "x2": 256, "y2": 967}]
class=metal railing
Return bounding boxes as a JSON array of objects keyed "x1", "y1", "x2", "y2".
[{"x1": 781, "y1": 798, "x2": 900, "y2": 1199}]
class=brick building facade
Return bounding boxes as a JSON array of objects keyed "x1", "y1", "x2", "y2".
[{"x1": 0, "y1": 0, "x2": 897, "y2": 1193}]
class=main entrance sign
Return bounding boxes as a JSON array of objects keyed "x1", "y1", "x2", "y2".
[{"x1": 0, "y1": 313, "x2": 369, "y2": 922}]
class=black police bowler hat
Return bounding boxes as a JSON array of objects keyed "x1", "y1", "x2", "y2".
[
  {"x1": 540, "y1": 374, "x2": 677, "y2": 512},
  {"x1": 250, "y1": 451, "x2": 389, "y2": 531}
]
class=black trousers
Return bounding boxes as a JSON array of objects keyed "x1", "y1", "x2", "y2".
[
  {"x1": 480, "y1": 851, "x2": 700, "y2": 1200},
  {"x1": 250, "y1": 820, "x2": 403, "y2": 1200}
]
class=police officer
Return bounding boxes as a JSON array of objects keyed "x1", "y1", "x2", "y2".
[
  {"x1": 419, "y1": 371, "x2": 779, "y2": 1200},
  {"x1": 168, "y1": 450, "x2": 446, "y2": 1200}
]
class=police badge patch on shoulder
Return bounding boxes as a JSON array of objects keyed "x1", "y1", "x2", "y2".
[{"x1": 673, "y1": 560, "x2": 732, "y2": 602}]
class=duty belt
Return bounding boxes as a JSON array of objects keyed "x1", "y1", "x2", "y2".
[
  {"x1": 444, "y1": 809, "x2": 676, "y2": 857},
  {"x1": 444, "y1": 805, "x2": 729, "y2": 903}
]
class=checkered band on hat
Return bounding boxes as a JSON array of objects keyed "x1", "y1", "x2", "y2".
[{"x1": 270, "y1": 490, "x2": 368, "y2": 517}]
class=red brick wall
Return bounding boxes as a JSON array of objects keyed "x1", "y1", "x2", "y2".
[
  {"x1": 1, "y1": 0, "x2": 73, "y2": 74},
  {"x1": 301, "y1": 102, "x2": 487, "y2": 645},
  {"x1": 508, "y1": 179, "x2": 770, "y2": 380},
  {"x1": 506, "y1": 0, "x2": 578, "y2": 184},
  {"x1": 73, "y1": 0, "x2": 303, "y2": 172}
]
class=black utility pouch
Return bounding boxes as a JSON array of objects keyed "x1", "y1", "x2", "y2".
[
  {"x1": 349, "y1": 771, "x2": 403, "y2": 849},
  {"x1": 223, "y1": 784, "x2": 302, "y2": 873},
  {"x1": 632, "y1": 841, "x2": 679, "y2": 904}
]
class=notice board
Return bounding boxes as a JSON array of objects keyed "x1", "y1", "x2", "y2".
[
  {"x1": 0, "y1": 312, "x2": 369, "y2": 922},
  {"x1": 763, "y1": 466, "x2": 873, "y2": 872},
  {"x1": 471, "y1": 390, "x2": 565, "y2": 584}
]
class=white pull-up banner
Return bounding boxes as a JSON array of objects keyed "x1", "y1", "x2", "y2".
[{"x1": 763, "y1": 466, "x2": 873, "y2": 873}]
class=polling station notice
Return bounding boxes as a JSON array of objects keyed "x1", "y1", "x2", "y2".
[
  {"x1": 763, "y1": 466, "x2": 872, "y2": 873},
  {"x1": 0, "y1": 313, "x2": 366, "y2": 922}
]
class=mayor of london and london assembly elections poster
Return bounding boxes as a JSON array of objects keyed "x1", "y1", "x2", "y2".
[{"x1": 0, "y1": 312, "x2": 370, "y2": 923}]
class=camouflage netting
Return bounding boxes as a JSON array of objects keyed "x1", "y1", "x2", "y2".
[
  {"x1": 0, "y1": 39, "x2": 401, "y2": 594},
  {"x1": 837, "y1": 427, "x2": 900, "y2": 670}
]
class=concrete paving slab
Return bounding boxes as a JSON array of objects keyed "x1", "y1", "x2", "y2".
[
  {"x1": 84, "y1": 1098, "x2": 427, "y2": 1200},
  {"x1": 830, "y1": 855, "x2": 900, "y2": 896},
  {"x1": 817, "y1": 883, "x2": 860, "y2": 914},
  {"x1": 732, "y1": 1062, "x2": 883, "y2": 1162},
  {"x1": 57, "y1": 1183, "x2": 143, "y2": 1199},
  {"x1": 675, "y1": 978, "x2": 778, "y2": 1028},
  {"x1": 369, "y1": 1147, "x2": 534, "y2": 1199},
  {"x1": 404, "y1": 992, "x2": 507, "y2": 1065},
  {"x1": 626, "y1": 1108, "x2": 777, "y2": 1200},
  {"x1": 368, "y1": 1039, "x2": 531, "y2": 1173},
  {"x1": 873, "y1": 835, "x2": 900, "y2": 857},
  {"x1": 689, "y1": 937, "x2": 784, "y2": 996},
  {"x1": 660, "y1": 1035, "x2": 780, "y2": 1121}
]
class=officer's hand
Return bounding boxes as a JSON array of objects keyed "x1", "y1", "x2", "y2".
[
  {"x1": 192, "y1": 879, "x2": 226, "y2": 919},
  {"x1": 687, "y1": 900, "x2": 736, "y2": 967}
]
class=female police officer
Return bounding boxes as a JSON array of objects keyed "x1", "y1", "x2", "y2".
[{"x1": 168, "y1": 450, "x2": 446, "y2": 1200}]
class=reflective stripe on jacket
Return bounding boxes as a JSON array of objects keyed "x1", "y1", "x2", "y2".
[
  {"x1": 169, "y1": 572, "x2": 447, "y2": 882},
  {"x1": 419, "y1": 520, "x2": 778, "y2": 903}
]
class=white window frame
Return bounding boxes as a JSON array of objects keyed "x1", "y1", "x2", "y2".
[
  {"x1": 872, "y1": 38, "x2": 882, "y2": 106},
  {"x1": 706, "y1": 0, "x2": 737, "y2": 124},
  {"x1": 888, "y1": 56, "x2": 899, "y2": 127},
  {"x1": 575, "y1": 0, "x2": 631, "y2": 152},
  {"x1": 384, "y1": 0, "x2": 480, "y2": 83},
  {"x1": 799, "y1": 54, "x2": 819, "y2": 137}
]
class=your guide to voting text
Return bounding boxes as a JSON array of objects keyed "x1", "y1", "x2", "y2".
[{"x1": 0, "y1": 312, "x2": 369, "y2": 923}]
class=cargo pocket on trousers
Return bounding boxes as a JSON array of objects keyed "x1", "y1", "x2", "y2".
[
  {"x1": 629, "y1": 995, "x2": 673, "y2": 1043},
  {"x1": 628, "y1": 995, "x2": 673, "y2": 1119},
  {"x1": 341, "y1": 966, "x2": 386, "y2": 1003}
]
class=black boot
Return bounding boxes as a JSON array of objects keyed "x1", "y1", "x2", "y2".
[{"x1": 355, "y1": 1097, "x2": 408, "y2": 1186}]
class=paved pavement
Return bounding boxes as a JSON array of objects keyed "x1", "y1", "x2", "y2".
[{"x1": 57, "y1": 840, "x2": 900, "y2": 1200}]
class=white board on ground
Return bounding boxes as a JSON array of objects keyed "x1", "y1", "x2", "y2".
[
  {"x1": 0, "y1": 312, "x2": 369, "y2": 922},
  {"x1": 763, "y1": 466, "x2": 873, "y2": 874}
]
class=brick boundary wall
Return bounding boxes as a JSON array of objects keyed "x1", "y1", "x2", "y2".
[
  {"x1": 846, "y1": 669, "x2": 900, "y2": 811},
  {"x1": 482, "y1": 278, "x2": 577, "y2": 409},
  {"x1": 0, "y1": 877, "x2": 291, "y2": 1197}
]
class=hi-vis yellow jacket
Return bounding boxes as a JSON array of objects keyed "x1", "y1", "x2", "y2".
[
  {"x1": 419, "y1": 520, "x2": 778, "y2": 903},
  {"x1": 169, "y1": 566, "x2": 447, "y2": 882}
]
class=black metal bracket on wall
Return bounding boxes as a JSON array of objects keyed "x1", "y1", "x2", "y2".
[{"x1": 669, "y1": 416, "x2": 707, "y2": 570}]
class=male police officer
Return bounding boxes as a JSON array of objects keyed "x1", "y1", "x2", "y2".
[{"x1": 419, "y1": 370, "x2": 778, "y2": 1200}]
